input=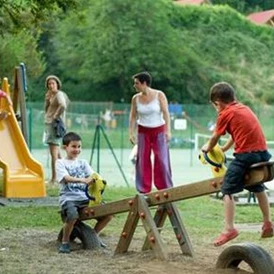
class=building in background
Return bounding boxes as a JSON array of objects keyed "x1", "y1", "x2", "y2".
[
  {"x1": 174, "y1": 0, "x2": 211, "y2": 6},
  {"x1": 247, "y1": 10, "x2": 274, "y2": 26}
]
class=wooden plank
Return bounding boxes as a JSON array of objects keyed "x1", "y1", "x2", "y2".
[
  {"x1": 142, "y1": 205, "x2": 168, "y2": 251},
  {"x1": 137, "y1": 195, "x2": 168, "y2": 260},
  {"x1": 79, "y1": 164, "x2": 274, "y2": 220},
  {"x1": 79, "y1": 177, "x2": 221, "y2": 220},
  {"x1": 115, "y1": 197, "x2": 139, "y2": 254},
  {"x1": 146, "y1": 177, "x2": 223, "y2": 206},
  {"x1": 18, "y1": 67, "x2": 28, "y2": 144},
  {"x1": 12, "y1": 68, "x2": 19, "y2": 113},
  {"x1": 245, "y1": 167, "x2": 266, "y2": 185},
  {"x1": 166, "y1": 203, "x2": 194, "y2": 257},
  {"x1": 80, "y1": 197, "x2": 133, "y2": 219}
]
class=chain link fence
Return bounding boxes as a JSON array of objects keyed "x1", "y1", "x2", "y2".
[{"x1": 26, "y1": 102, "x2": 274, "y2": 151}]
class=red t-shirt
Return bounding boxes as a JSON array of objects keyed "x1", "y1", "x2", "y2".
[{"x1": 215, "y1": 102, "x2": 267, "y2": 153}]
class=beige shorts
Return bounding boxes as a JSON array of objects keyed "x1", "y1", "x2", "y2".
[{"x1": 44, "y1": 123, "x2": 61, "y2": 146}]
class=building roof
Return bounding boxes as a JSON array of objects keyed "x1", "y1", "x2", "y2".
[
  {"x1": 247, "y1": 9, "x2": 274, "y2": 26},
  {"x1": 174, "y1": 0, "x2": 211, "y2": 5}
]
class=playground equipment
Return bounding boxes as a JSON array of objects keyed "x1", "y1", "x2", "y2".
[
  {"x1": 58, "y1": 173, "x2": 108, "y2": 249},
  {"x1": 199, "y1": 144, "x2": 227, "y2": 177},
  {"x1": 57, "y1": 159, "x2": 274, "y2": 265},
  {"x1": 85, "y1": 172, "x2": 107, "y2": 206},
  {"x1": 199, "y1": 145, "x2": 267, "y2": 203},
  {"x1": 12, "y1": 63, "x2": 29, "y2": 145},
  {"x1": 216, "y1": 242, "x2": 274, "y2": 273},
  {"x1": 0, "y1": 78, "x2": 45, "y2": 198}
]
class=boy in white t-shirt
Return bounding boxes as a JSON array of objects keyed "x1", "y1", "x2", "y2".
[{"x1": 56, "y1": 132, "x2": 112, "y2": 253}]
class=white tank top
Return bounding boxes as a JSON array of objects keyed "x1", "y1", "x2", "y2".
[{"x1": 136, "y1": 92, "x2": 165, "y2": 128}]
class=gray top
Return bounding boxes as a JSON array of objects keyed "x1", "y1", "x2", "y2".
[{"x1": 56, "y1": 158, "x2": 94, "y2": 206}]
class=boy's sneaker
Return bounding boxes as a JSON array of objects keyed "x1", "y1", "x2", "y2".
[
  {"x1": 97, "y1": 236, "x2": 107, "y2": 248},
  {"x1": 100, "y1": 240, "x2": 107, "y2": 248},
  {"x1": 59, "y1": 243, "x2": 71, "y2": 253},
  {"x1": 261, "y1": 221, "x2": 274, "y2": 238}
]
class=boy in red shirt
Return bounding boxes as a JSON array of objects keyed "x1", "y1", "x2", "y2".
[{"x1": 202, "y1": 82, "x2": 273, "y2": 246}]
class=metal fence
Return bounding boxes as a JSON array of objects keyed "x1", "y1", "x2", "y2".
[{"x1": 26, "y1": 102, "x2": 274, "y2": 150}]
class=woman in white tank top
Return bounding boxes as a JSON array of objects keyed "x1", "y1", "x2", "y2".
[{"x1": 129, "y1": 72, "x2": 173, "y2": 193}]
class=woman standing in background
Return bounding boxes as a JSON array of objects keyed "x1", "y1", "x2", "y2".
[
  {"x1": 44, "y1": 75, "x2": 69, "y2": 185},
  {"x1": 129, "y1": 71, "x2": 173, "y2": 193}
]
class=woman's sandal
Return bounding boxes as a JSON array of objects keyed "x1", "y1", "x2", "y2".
[{"x1": 213, "y1": 229, "x2": 239, "y2": 247}]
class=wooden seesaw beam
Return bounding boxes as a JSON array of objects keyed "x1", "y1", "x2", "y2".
[
  {"x1": 79, "y1": 161, "x2": 274, "y2": 220},
  {"x1": 78, "y1": 161, "x2": 274, "y2": 259}
]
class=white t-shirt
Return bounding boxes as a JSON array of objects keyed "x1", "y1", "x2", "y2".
[{"x1": 56, "y1": 158, "x2": 95, "y2": 206}]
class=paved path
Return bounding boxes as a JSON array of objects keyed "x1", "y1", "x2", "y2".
[{"x1": 32, "y1": 148, "x2": 213, "y2": 187}]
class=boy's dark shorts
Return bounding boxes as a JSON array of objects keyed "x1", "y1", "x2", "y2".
[
  {"x1": 61, "y1": 200, "x2": 89, "y2": 222},
  {"x1": 221, "y1": 150, "x2": 271, "y2": 195}
]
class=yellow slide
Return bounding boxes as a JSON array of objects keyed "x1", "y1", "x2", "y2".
[{"x1": 0, "y1": 78, "x2": 46, "y2": 198}]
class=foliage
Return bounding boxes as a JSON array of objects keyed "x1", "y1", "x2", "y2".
[
  {"x1": 52, "y1": 0, "x2": 186, "y2": 102},
  {"x1": 32, "y1": 2, "x2": 274, "y2": 105},
  {"x1": 0, "y1": 0, "x2": 80, "y2": 35},
  {"x1": 0, "y1": 0, "x2": 80, "y2": 92},
  {"x1": 170, "y1": 4, "x2": 274, "y2": 104},
  {"x1": 2, "y1": 0, "x2": 274, "y2": 105},
  {"x1": 0, "y1": 30, "x2": 45, "y2": 81}
]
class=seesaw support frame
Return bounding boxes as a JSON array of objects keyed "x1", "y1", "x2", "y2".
[{"x1": 78, "y1": 161, "x2": 274, "y2": 259}]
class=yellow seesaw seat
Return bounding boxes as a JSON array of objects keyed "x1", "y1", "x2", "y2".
[
  {"x1": 199, "y1": 144, "x2": 227, "y2": 177},
  {"x1": 85, "y1": 173, "x2": 107, "y2": 206},
  {"x1": 0, "y1": 78, "x2": 46, "y2": 198}
]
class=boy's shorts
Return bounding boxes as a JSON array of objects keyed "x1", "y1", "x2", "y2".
[
  {"x1": 61, "y1": 200, "x2": 89, "y2": 222},
  {"x1": 221, "y1": 150, "x2": 271, "y2": 195},
  {"x1": 45, "y1": 123, "x2": 61, "y2": 146}
]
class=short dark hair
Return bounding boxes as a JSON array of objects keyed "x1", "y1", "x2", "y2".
[
  {"x1": 210, "y1": 82, "x2": 235, "y2": 104},
  {"x1": 132, "y1": 71, "x2": 152, "y2": 86},
  {"x1": 62, "y1": 132, "x2": 81, "y2": 146}
]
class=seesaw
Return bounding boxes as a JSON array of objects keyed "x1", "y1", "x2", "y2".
[{"x1": 58, "y1": 160, "x2": 274, "y2": 268}]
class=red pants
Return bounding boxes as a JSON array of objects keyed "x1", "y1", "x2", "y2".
[{"x1": 135, "y1": 125, "x2": 173, "y2": 193}]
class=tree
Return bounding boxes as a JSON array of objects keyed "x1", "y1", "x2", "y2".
[
  {"x1": 34, "y1": 1, "x2": 274, "y2": 105},
  {"x1": 0, "y1": 0, "x2": 80, "y2": 35},
  {"x1": 0, "y1": 0, "x2": 81, "y2": 95},
  {"x1": 0, "y1": 30, "x2": 45, "y2": 81},
  {"x1": 53, "y1": 0, "x2": 186, "y2": 102}
]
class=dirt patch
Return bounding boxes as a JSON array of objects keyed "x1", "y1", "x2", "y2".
[
  {"x1": 0, "y1": 227, "x2": 273, "y2": 274},
  {"x1": 0, "y1": 197, "x2": 59, "y2": 207},
  {"x1": 0, "y1": 198, "x2": 273, "y2": 273}
]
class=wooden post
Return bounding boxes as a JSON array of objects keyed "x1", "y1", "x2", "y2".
[
  {"x1": 141, "y1": 205, "x2": 168, "y2": 251},
  {"x1": 13, "y1": 66, "x2": 28, "y2": 145},
  {"x1": 137, "y1": 194, "x2": 168, "y2": 260},
  {"x1": 115, "y1": 197, "x2": 139, "y2": 254},
  {"x1": 165, "y1": 203, "x2": 194, "y2": 257},
  {"x1": 77, "y1": 162, "x2": 274, "y2": 260},
  {"x1": 79, "y1": 163, "x2": 274, "y2": 221}
]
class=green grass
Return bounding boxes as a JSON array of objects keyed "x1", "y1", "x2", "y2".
[
  {"x1": 0, "y1": 206, "x2": 60, "y2": 229},
  {"x1": 1, "y1": 185, "x2": 273, "y2": 238}
]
